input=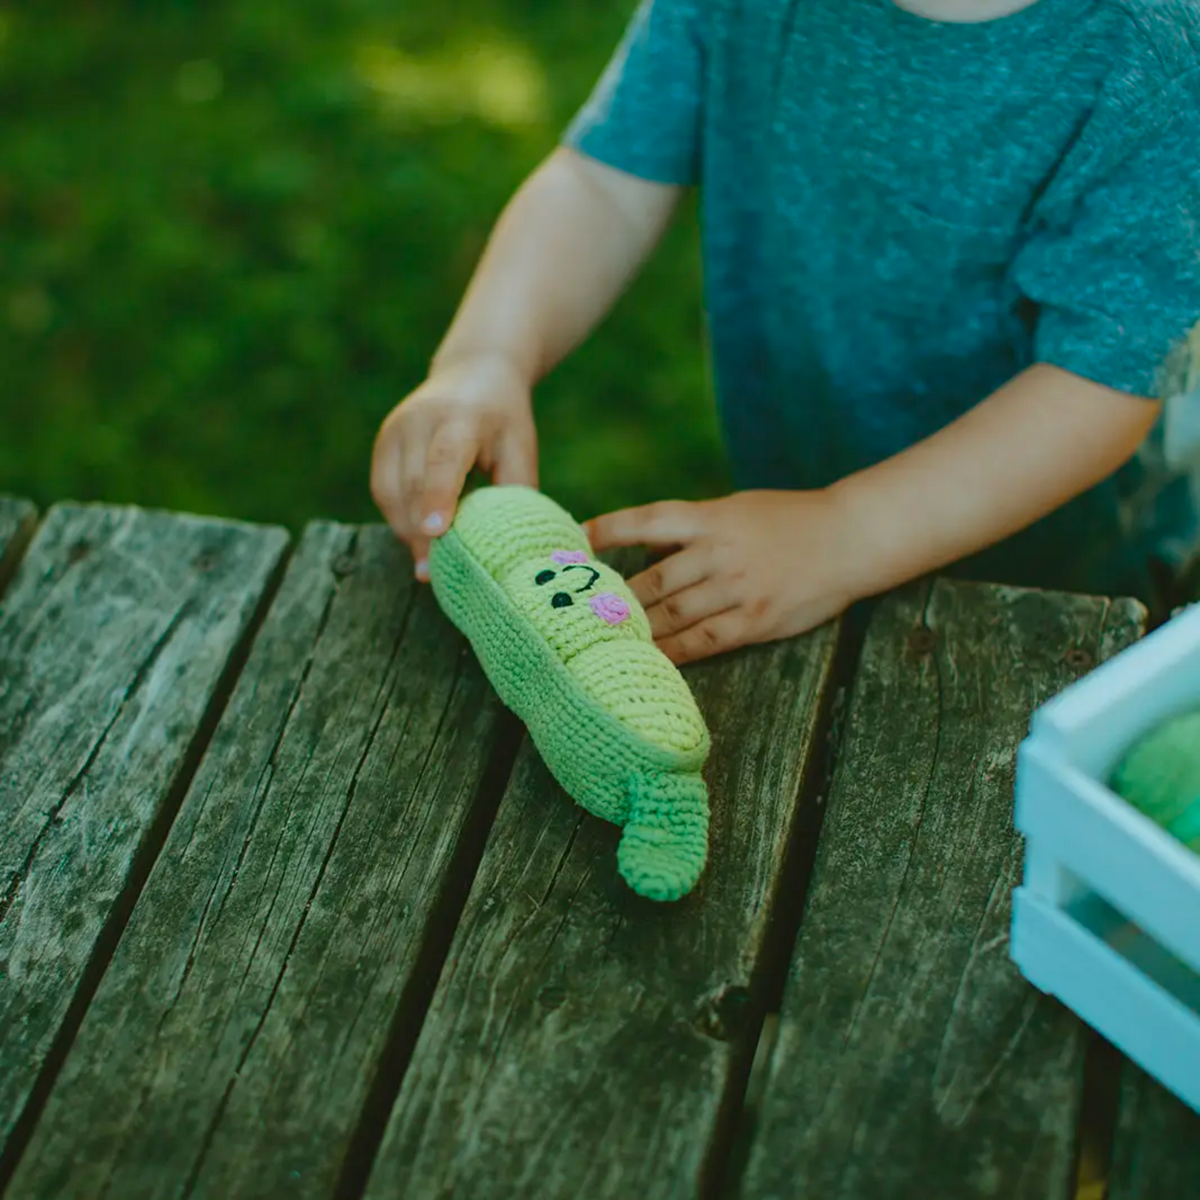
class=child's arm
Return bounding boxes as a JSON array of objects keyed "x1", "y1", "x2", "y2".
[
  {"x1": 371, "y1": 147, "x2": 682, "y2": 569},
  {"x1": 430, "y1": 147, "x2": 683, "y2": 384},
  {"x1": 830, "y1": 364, "x2": 1162, "y2": 597},
  {"x1": 587, "y1": 366, "x2": 1161, "y2": 663}
]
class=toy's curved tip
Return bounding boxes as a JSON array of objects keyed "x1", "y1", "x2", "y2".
[
  {"x1": 617, "y1": 773, "x2": 709, "y2": 902},
  {"x1": 618, "y1": 828, "x2": 707, "y2": 902}
]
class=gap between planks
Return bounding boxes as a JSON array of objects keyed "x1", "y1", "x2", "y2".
[
  {"x1": 359, "y1": 606, "x2": 846, "y2": 1200},
  {"x1": 4, "y1": 521, "x2": 529, "y2": 1200},
  {"x1": 0, "y1": 504, "x2": 292, "y2": 1194},
  {"x1": 736, "y1": 580, "x2": 1145, "y2": 1200},
  {"x1": 0, "y1": 497, "x2": 39, "y2": 599},
  {"x1": 345, "y1": 550, "x2": 856, "y2": 1200}
]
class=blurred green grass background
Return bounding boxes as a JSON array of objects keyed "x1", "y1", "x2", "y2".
[{"x1": 1, "y1": 0, "x2": 726, "y2": 528}]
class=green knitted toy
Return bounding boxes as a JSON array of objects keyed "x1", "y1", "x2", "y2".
[
  {"x1": 428, "y1": 485, "x2": 710, "y2": 901},
  {"x1": 1110, "y1": 709, "x2": 1200, "y2": 852}
]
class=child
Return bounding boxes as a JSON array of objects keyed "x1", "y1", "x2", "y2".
[{"x1": 371, "y1": 0, "x2": 1200, "y2": 664}]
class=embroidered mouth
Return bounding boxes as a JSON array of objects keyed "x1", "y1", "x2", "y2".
[{"x1": 535, "y1": 560, "x2": 602, "y2": 608}]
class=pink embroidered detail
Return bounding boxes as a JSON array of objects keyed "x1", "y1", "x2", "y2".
[
  {"x1": 590, "y1": 592, "x2": 630, "y2": 626},
  {"x1": 552, "y1": 549, "x2": 588, "y2": 565}
]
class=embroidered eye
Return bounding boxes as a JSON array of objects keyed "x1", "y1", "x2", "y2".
[
  {"x1": 551, "y1": 592, "x2": 573, "y2": 609},
  {"x1": 535, "y1": 569, "x2": 556, "y2": 586}
]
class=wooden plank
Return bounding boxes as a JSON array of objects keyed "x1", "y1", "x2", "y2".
[
  {"x1": 362, "y1": 620, "x2": 844, "y2": 1200},
  {"x1": 1108, "y1": 1065, "x2": 1200, "y2": 1200},
  {"x1": 740, "y1": 579, "x2": 1145, "y2": 1200},
  {"x1": 0, "y1": 497, "x2": 37, "y2": 594},
  {"x1": 0, "y1": 504, "x2": 288, "y2": 1167},
  {"x1": 7, "y1": 523, "x2": 518, "y2": 1200}
]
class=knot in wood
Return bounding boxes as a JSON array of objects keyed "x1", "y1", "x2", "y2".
[
  {"x1": 694, "y1": 985, "x2": 751, "y2": 1042},
  {"x1": 537, "y1": 984, "x2": 567, "y2": 1011},
  {"x1": 906, "y1": 628, "x2": 937, "y2": 658}
]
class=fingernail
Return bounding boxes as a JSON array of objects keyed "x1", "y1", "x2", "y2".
[
  {"x1": 422, "y1": 513, "x2": 444, "y2": 534},
  {"x1": 415, "y1": 558, "x2": 429, "y2": 580}
]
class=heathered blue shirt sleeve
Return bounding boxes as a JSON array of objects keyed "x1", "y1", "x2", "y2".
[
  {"x1": 1013, "y1": 74, "x2": 1200, "y2": 400},
  {"x1": 563, "y1": 0, "x2": 705, "y2": 186}
]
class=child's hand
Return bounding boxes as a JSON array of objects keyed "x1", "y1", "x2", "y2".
[
  {"x1": 584, "y1": 490, "x2": 863, "y2": 664},
  {"x1": 371, "y1": 355, "x2": 538, "y2": 579}
]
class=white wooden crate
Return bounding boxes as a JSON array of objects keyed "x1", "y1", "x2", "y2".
[{"x1": 1011, "y1": 602, "x2": 1200, "y2": 1114}]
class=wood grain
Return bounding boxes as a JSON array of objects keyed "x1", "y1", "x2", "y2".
[
  {"x1": 1108, "y1": 1064, "x2": 1200, "y2": 1200},
  {"x1": 363, "y1": 619, "x2": 843, "y2": 1200},
  {"x1": 740, "y1": 579, "x2": 1145, "y2": 1200},
  {"x1": 0, "y1": 504, "x2": 289, "y2": 1164},
  {"x1": 0, "y1": 497, "x2": 37, "y2": 595},
  {"x1": 7, "y1": 523, "x2": 516, "y2": 1200}
]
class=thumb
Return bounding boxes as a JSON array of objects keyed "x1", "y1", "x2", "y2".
[{"x1": 585, "y1": 501, "x2": 700, "y2": 552}]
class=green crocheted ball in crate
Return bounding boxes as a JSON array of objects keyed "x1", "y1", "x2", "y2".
[
  {"x1": 428, "y1": 485, "x2": 711, "y2": 901},
  {"x1": 1110, "y1": 709, "x2": 1200, "y2": 851}
]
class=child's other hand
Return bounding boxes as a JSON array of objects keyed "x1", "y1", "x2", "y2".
[
  {"x1": 584, "y1": 490, "x2": 862, "y2": 664},
  {"x1": 371, "y1": 354, "x2": 538, "y2": 579}
]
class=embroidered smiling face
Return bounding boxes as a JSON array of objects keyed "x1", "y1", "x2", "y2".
[
  {"x1": 500, "y1": 548, "x2": 650, "y2": 661},
  {"x1": 534, "y1": 549, "x2": 632, "y2": 627}
]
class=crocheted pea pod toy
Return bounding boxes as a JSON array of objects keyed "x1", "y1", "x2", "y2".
[
  {"x1": 428, "y1": 485, "x2": 710, "y2": 901},
  {"x1": 1110, "y1": 709, "x2": 1200, "y2": 852}
]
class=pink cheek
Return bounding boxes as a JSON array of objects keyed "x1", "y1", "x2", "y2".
[
  {"x1": 552, "y1": 549, "x2": 588, "y2": 565},
  {"x1": 590, "y1": 593, "x2": 630, "y2": 626}
]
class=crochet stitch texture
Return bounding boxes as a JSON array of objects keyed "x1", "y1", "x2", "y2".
[
  {"x1": 428, "y1": 485, "x2": 710, "y2": 900},
  {"x1": 1111, "y1": 709, "x2": 1200, "y2": 851}
]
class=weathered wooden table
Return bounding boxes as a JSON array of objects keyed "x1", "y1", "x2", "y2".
[{"x1": 1, "y1": 497, "x2": 1197, "y2": 1200}]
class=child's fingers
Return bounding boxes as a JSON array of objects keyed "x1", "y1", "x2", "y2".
[
  {"x1": 644, "y1": 578, "x2": 736, "y2": 641},
  {"x1": 401, "y1": 433, "x2": 431, "y2": 538},
  {"x1": 586, "y1": 501, "x2": 703, "y2": 551},
  {"x1": 491, "y1": 427, "x2": 538, "y2": 489},
  {"x1": 411, "y1": 536, "x2": 431, "y2": 582},
  {"x1": 656, "y1": 609, "x2": 744, "y2": 666},
  {"x1": 627, "y1": 545, "x2": 707, "y2": 610},
  {"x1": 420, "y1": 419, "x2": 477, "y2": 536},
  {"x1": 371, "y1": 419, "x2": 421, "y2": 542}
]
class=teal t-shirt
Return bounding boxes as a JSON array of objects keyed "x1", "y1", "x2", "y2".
[{"x1": 564, "y1": 0, "x2": 1200, "y2": 598}]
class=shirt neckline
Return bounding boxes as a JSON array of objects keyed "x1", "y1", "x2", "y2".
[{"x1": 867, "y1": 0, "x2": 1092, "y2": 43}]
